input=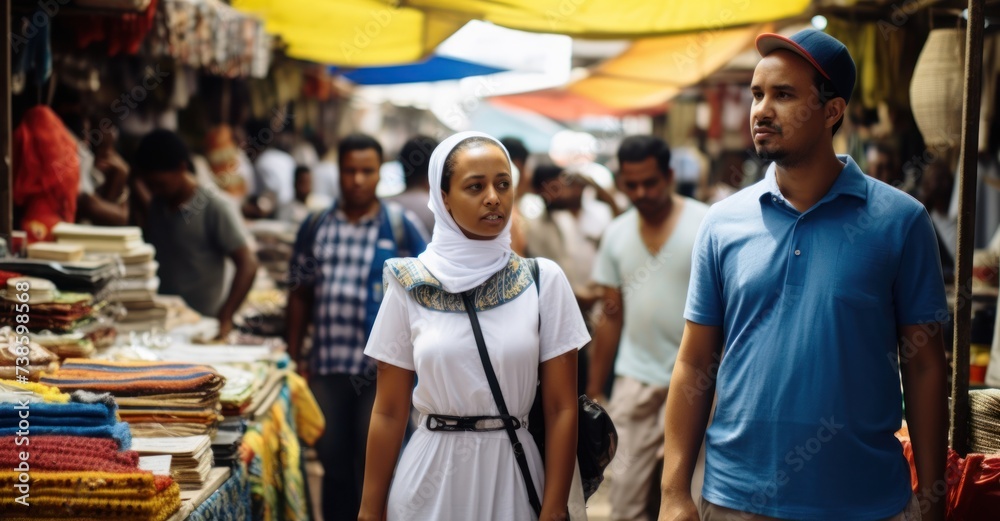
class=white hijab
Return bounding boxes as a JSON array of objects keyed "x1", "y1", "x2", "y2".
[{"x1": 417, "y1": 131, "x2": 513, "y2": 293}]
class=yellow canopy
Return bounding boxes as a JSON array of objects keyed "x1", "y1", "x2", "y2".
[
  {"x1": 568, "y1": 23, "x2": 769, "y2": 109},
  {"x1": 232, "y1": 0, "x2": 809, "y2": 66}
]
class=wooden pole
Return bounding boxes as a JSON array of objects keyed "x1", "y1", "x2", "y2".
[
  {"x1": 0, "y1": 1, "x2": 12, "y2": 243},
  {"x1": 950, "y1": 0, "x2": 984, "y2": 457}
]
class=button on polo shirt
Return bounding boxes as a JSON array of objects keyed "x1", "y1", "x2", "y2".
[{"x1": 685, "y1": 156, "x2": 948, "y2": 520}]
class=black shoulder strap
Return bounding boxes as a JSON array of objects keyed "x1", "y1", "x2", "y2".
[{"x1": 460, "y1": 291, "x2": 542, "y2": 516}]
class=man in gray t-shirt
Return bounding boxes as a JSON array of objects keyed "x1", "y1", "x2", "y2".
[{"x1": 134, "y1": 129, "x2": 258, "y2": 338}]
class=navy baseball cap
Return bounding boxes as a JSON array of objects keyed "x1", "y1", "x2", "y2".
[{"x1": 755, "y1": 29, "x2": 856, "y2": 105}]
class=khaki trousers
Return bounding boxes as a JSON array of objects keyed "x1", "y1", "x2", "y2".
[{"x1": 606, "y1": 375, "x2": 669, "y2": 521}]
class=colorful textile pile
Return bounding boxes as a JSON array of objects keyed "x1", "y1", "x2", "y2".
[
  {"x1": 0, "y1": 380, "x2": 69, "y2": 403},
  {"x1": 186, "y1": 460, "x2": 252, "y2": 521},
  {"x1": 30, "y1": 331, "x2": 96, "y2": 360},
  {"x1": 0, "y1": 436, "x2": 180, "y2": 521},
  {"x1": 0, "y1": 292, "x2": 104, "y2": 332},
  {"x1": 41, "y1": 359, "x2": 225, "y2": 438},
  {"x1": 0, "y1": 383, "x2": 131, "y2": 449},
  {"x1": 0, "y1": 262, "x2": 118, "y2": 356},
  {"x1": 0, "y1": 381, "x2": 178, "y2": 520},
  {"x1": 241, "y1": 373, "x2": 323, "y2": 521},
  {"x1": 217, "y1": 363, "x2": 268, "y2": 416}
]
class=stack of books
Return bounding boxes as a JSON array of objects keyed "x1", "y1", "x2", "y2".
[
  {"x1": 131, "y1": 435, "x2": 215, "y2": 490},
  {"x1": 114, "y1": 246, "x2": 165, "y2": 331},
  {"x1": 26, "y1": 242, "x2": 84, "y2": 262},
  {"x1": 52, "y1": 223, "x2": 145, "y2": 253},
  {"x1": 50, "y1": 224, "x2": 164, "y2": 331}
]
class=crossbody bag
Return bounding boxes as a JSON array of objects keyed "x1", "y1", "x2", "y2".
[{"x1": 456, "y1": 259, "x2": 617, "y2": 517}]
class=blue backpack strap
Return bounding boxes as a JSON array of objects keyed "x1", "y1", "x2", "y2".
[{"x1": 295, "y1": 206, "x2": 333, "y2": 256}]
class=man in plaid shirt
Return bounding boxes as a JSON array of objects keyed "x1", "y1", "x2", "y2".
[{"x1": 286, "y1": 134, "x2": 428, "y2": 521}]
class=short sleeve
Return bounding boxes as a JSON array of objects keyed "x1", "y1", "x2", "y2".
[
  {"x1": 591, "y1": 227, "x2": 621, "y2": 288},
  {"x1": 894, "y1": 210, "x2": 949, "y2": 325},
  {"x1": 683, "y1": 218, "x2": 724, "y2": 326},
  {"x1": 538, "y1": 258, "x2": 592, "y2": 363},
  {"x1": 209, "y1": 193, "x2": 249, "y2": 255},
  {"x1": 364, "y1": 271, "x2": 415, "y2": 370}
]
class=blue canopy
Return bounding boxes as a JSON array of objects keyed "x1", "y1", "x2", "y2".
[{"x1": 331, "y1": 55, "x2": 507, "y2": 85}]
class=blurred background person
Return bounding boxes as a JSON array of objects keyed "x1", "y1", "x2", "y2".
[
  {"x1": 388, "y1": 135, "x2": 438, "y2": 236},
  {"x1": 589, "y1": 135, "x2": 709, "y2": 521},
  {"x1": 134, "y1": 129, "x2": 258, "y2": 339}
]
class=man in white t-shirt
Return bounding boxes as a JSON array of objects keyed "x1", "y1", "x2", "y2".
[{"x1": 589, "y1": 135, "x2": 709, "y2": 521}]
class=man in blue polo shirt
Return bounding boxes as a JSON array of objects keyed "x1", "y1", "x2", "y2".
[{"x1": 659, "y1": 30, "x2": 948, "y2": 521}]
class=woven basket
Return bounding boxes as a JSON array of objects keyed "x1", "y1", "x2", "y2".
[
  {"x1": 910, "y1": 29, "x2": 966, "y2": 151},
  {"x1": 969, "y1": 389, "x2": 1000, "y2": 454}
]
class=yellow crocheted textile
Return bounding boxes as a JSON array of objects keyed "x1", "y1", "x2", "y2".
[
  {"x1": 0, "y1": 471, "x2": 180, "y2": 521},
  {"x1": 0, "y1": 378, "x2": 70, "y2": 402},
  {"x1": 287, "y1": 371, "x2": 324, "y2": 446}
]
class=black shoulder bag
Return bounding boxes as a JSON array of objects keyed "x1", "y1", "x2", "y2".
[
  {"x1": 524, "y1": 259, "x2": 618, "y2": 501},
  {"x1": 461, "y1": 259, "x2": 618, "y2": 517}
]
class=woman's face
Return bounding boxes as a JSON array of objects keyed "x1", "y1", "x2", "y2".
[{"x1": 442, "y1": 144, "x2": 514, "y2": 241}]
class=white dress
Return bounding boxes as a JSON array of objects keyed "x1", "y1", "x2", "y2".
[{"x1": 364, "y1": 257, "x2": 591, "y2": 520}]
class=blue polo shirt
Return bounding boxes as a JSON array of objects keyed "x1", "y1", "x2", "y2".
[{"x1": 685, "y1": 156, "x2": 948, "y2": 520}]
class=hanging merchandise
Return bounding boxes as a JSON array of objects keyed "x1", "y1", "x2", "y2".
[
  {"x1": 12, "y1": 106, "x2": 80, "y2": 243},
  {"x1": 75, "y1": 0, "x2": 160, "y2": 56},
  {"x1": 146, "y1": 0, "x2": 273, "y2": 79},
  {"x1": 910, "y1": 28, "x2": 966, "y2": 152},
  {"x1": 10, "y1": 10, "x2": 52, "y2": 95}
]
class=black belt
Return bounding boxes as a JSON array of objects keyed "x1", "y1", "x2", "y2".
[{"x1": 425, "y1": 414, "x2": 524, "y2": 432}]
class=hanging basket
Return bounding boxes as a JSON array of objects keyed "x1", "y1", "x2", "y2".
[{"x1": 910, "y1": 29, "x2": 966, "y2": 152}]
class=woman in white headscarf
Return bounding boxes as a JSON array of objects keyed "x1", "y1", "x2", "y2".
[{"x1": 359, "y1": 132, "x2": 590, "y2": 521}]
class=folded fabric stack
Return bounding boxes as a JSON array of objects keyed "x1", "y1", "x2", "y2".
[
  {"x1": 40, "y1": 359, "x2": 226, "y2": 438},
  {"x1": 217, "y1": 363, "x2": 269, "y2": 416},
  {"x1": 30, "y1": 331, "x2": 96, "y2": 359},
  {"x1": 132, "y1": 435, "x2": 214, "y2": 490},
  {"x1": 0, "y1": 435, "x2": 180, "y2": 521},
  {"x1": 212, "y1": 416, "x2": 248, "y2": 466},
  {"x1": 0, "y1": 383, "x2": 132, "y2": 449},
  {"x1": 0, "y1": 380, "x2": 70, "y2": 404},
  {"x1": 0, "y1": 328, "x2": 59, "y2": 381},
  {"x1": 0, "y1": 270, "x2": 116, "y2": 355},
  {"x1": 117, "y1": 294, "x2": 204, "y2": 334},
  {"x1": 1, "y1": 290, "x2": 103, "y2": 332}
]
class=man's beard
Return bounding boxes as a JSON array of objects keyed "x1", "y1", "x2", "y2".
[{"x1": 754, "y1": 144, "x2": 789, "y2": 167}]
